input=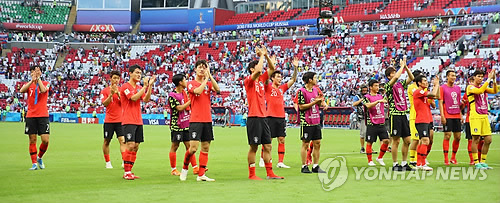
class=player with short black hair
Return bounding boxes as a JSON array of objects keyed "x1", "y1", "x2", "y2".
[
  {"x1": 467, "y1": 69, "x2": 497, "y2": 170},
  {"x1": 100, "y1": 70, "x2": 126, "y2": 169},
  {"x1": 298, "y1": 71, "x2": 327, "y2": 174},
  {"x1": 120, "y1": 65, "x2": 155, "y2": 180},
  {"x1": 244, "y1": 47, "x2": 283, "y2": 180},
  {"x1": 362, "y1": 79, "x2": 390, "y2": 166},
  {"x1": 413, "y1": 75, "x2": 440, "y2": 171},
  {"x1": 180, "y1": 59, "x2": 220, "y2": 182},
  {"x1": 384, "y1": 59, "x2": 415, "y2": 171},
  {"x1": 19, "y1": 65, "x2": 50, "y2": 170},
  {"x1": 168, "y1": 74, "x2": 198, "y2": 176},
  {"x1": 439, "y1": 70, "x2": 462, "y2": 165}
]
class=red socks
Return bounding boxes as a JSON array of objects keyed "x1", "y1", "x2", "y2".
[
  {"x1": 29, "y1": 143, "x2": 37, "y2": 164},
  {"x1": 307, "y1": 142, "x2": 313, "y2": 161},
  {"x1": 190, "y1": 153, "x2": 197, "y2": 167},
  {"x1": 121, "y1": 151, "x2": 126, "y2": 161},
  {"x1": 366, "y1": 144, "x2": 373, "y2": 162},
  {"x1": 265, "y1": 162, "x2": 275, "y2": 176},
  {"x1": 378, "y1": 143, "x2": 388, "y2": 159},
  {"x1": 249, "y1": 165, "x2": 256, "y2": 178},
  {"x1": 478, "y1": 140, "x2": 484, "y2": 161},
  {"x1": 451, "y1": 140, "x2": 460, "y2": 159},
  {"x1": 417, "y1": 144, "x2": 428, "y2": 166},
  {"x1": 183, "y1": 151, "x2": 193, "y2": 170},
  {"x1": 104, "y1": 154, "x2": 110, "y2": 162},
  {"x1": 123, "y1": 150, "x2": 132, "y2": 172},
  {"x1": 443, "y1": 139, "x2": 450, "y2": 162},
  {"x1": 199, "y1": 151, "x2": 208, "y2": 176},
  {"x1": 278, "y1": 143, "x2": 285, "y2": 163},
  {"x1": 468, "y1": 140, "x2": 473, "y2": 162},
  {"x1": 426, "y1": 143, "x2": 432, "y2": 157},
  {"x1": 169, "y1": 152, "x2": 176, "y2": 168},
  {"x1": 38, "y1": 143, "x2": 48, "y2": 158}
]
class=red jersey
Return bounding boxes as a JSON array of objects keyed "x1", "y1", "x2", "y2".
[
  {"x1": 187, "y1": 80, "x2": 213, "y2": 122},
  {"x1": 244, "y1": 72, "x2": 268, "y2": 117},
  {"x1": 26, "y1": 81, "x2": 50, "y2": 118},
  {"x1": 265, "y1": 83, "x2": 289, "y2": 118},
  {"x1": 100, "y1": 86, "x2": 122, "y2": 123},
  {"x1": 413, "y1": 89, "x2": 432, "y2": 124},
  {"x1": 120, "y1": 82, "x2": 145, "y2": 125},
  {"x1": 463, "y1": 92, "x2": 470, "y2": 122}
]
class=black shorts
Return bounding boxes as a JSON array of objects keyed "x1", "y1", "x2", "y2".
[
  {"x1": 267, "y1": 117, "x2": 286, "y2": 138},
  {"x1": 389, "y1": 115, "x2": 410, "y2": 138},
  {"x1": 465, "y1": 122, "x2": 472, "y2": 140},
  {"x1": 123, "y1": 125, "x2": 144, "y2": 143},
  {"x1": 366, "y1": 124, "x2": 389, "y2": 143},
  {"x1": 103, "y1": 122, "x2": 123, "y2": 139},
  {"x1": 171, "y1": 130, "x2": 189, "y2": 142},
  {"x1": 246, "y1": 117, "x2": 272, "y2": 145},
  {"x1": 25, "y1": 117, "x2": 50, "y2": 135},
  {"x1": 443, "y1": 118, "x2": 461, "y2": 133},
  {"x1": 415, "y1": 123, "x2": 432, "y2": 138},
  {"x1": 300, "y1": 125, "x2": 322, "y2": 141},
  {"x1": 189, "y1": 122, "x2": 214, "y2": 142}
]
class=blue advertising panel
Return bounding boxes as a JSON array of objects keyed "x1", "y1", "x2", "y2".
[
  {"x1": 76, "y1": 11, "x2": 133, "y2": 24},
  {"x1": 142, "y1": 119, "x2": 166, "y2": 125},
  {"x1": 215, "y1": 19, "x2": 316, "y2": 31},
  {"x1": 60, "y1": 117, "x2": 79, "y2": 123},
  {"x1": 188, "y1": 8, "x2": 214, "y2": 33},
  {"x1": 141, "y1": 9, "x2": 188, "y2": 25}
]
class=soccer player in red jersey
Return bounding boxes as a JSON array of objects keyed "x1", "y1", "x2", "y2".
[
  {"x1": 168, "y1": 74, "x2": 198, "y2": 176},
  {"x1": 413, "y1": 75, "x2": 439, "y2": 171},
  {"x1": 438, "y1": 70, "x2": 462, "y2": 165},
  {"x1": 120, "y1": 65, "x2": 155, "y2": 180},
  {"x1": 100, "y1": 70, "x2": 126, "y2": 169},
  {"x1": 244, "y1": 47, "x2": 283, "y2": 180},
  {"x1": 180, "y1": 60, "x2": 220, "y2": 182},
  {"x1": 19, "y1": 65, "x2": 50, "y2": 170},
  {"x1": 262, "y1": 57, "x2": 298, "y2": 169}
]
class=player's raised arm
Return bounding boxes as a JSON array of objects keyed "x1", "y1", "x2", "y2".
[
  {"x1": 388, "y1": 62, "x2": 405, "y2": 86},
  {"x1": 263, "y1": 48, "x2": 275, "y2": 78},
  {"x1": 486, "y1": 70, "x2": 498, "y2": 94},
  {"x1": 130, "y1": 77, "x2": 148, "y2": 102},
  {"x1": 206, "y1": 64, "x2": 220, "y2": 94},
  {"x1": 251, "y1": 47, "x2": 265, "y2": 81},
  {"x1": 143, "y1": 75, "x2": 155, "y2": 103},
  {"x1": 287, "y1": 58, "x2": 299, "y2": 88}
]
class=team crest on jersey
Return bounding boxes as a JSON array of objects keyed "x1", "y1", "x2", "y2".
[
  {"x1": 192, "y1": 132, "x2": 197, "y2": 138},
  {"x1": 124, "y1": 89, "x2": 130, "y2": 95},
  {"x1": 254, "y1": 136, "x2": 258, "y2": 143},
  {"x1": 474, "y1": 128, "x2": 478, "y2": 133},
  {"x1": 127, "y1": 133, "x2": 132, "y2": 140}
]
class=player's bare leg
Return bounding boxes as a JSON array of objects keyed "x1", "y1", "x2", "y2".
[
  {"x1": 479, "y1": 135, "x2": 492, "y2": 169},
  {"x1": 300, "y1": 141, "x2": 312, "y2": 173},
  {"x1": 311, "y1": 140, "x2": 325, "y2": 173},
  {"x1": 118, "y1": 136, "x2": 126, "y2": 168},
  {"x1": 37, "y1": 134, "x2": 49, "y2": 169},
  {"x1": 103, "y1": 138, "x2": 113, "y2": 168}
]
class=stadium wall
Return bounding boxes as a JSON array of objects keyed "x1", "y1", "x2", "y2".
[
  {"x1": 140, "y1": 8, "x2": 215, "y2": 33},
  {"x1": 74, "y1": 10, "x2": 137, "y2": 32},
  {"x1": 214, "y1": 9, "x2": 235, "y2": 26}
]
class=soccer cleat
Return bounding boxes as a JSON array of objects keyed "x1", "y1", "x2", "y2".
[
  {"x1": 266, "y1": 174, "x2": 285, "y2": 179},
  {"x1": 105, "y1": 161, "x2": 113, "y2": 169},
  {"x1": 425, "y1": 159, "x2": 430, "y2": 166},
  {"x1": 387, "y1": 147, "x2": 392, "y2": 152},
  {"x1": 360, "y1": 147, "x2": 365, "y2": 154},
  {"x1": 121, "y1": 161, "x2": 124, "y2": 169},
  {"x1": 410, "y1": 162, "x2": 417, "y2": 167},
  {"x1": 123, "y1": 173, "x2": 134, "y2": 180},
  {"x1": 249, "y1": 175, "x2": 262, "y2": 180},
  {"x1": 301, "y1": 165, "x2": 312, "y2": 173},
  {"x1": 401, "y1": 164, "x2": 416, "y2": 171},
  {"x1": 29, "y1": 163, "x2": 38, "y2": 170},
  {"x1": 192, "y1": 166, "x2": 199, "y2": 175},
  {"x1": 180, "y1": 169, "x2": 188, "y2": 181},
  {"x1": 131, "y1": 173, "x2": 140, "y2": 179},
  {"x1": 312, "y1": 165, "x2": 326, "y2": 173},
  {"x1": 481, "y1": 163, "x2": 493, "y2": 170},
  {"x1": 259, "y1": 158, "x2": 265, "y2": 167},
  {"x1": 197, "y1": 175, "x2": 215, "y2": 182},
  {"x1": 475, "y1": 163, "x2": 484, "y2": 169},
  {"x1": 277, "y1": 162, "x2": 291, "y2": 168},
  {"x1": 368, "y1": 161, "x2": 376, "y2": 166},
  {"x1": 450, "y1": 158, "x2": 458, "y2": 165},
  {"x1": 376, "y1": 158, "x2": 385, "y2": 166},
  {"x1": 37, "y1": 157, "x2": 45, "y2": 169},
  {"x1": 421, "y1": 165, "x2": 433, "y2": 171},
  {"x1": 171, "y1": 169, "x2": 181, "y2": 176},
  {"x1": 444, "y1": 161, "x2": 450, "y2": 166},
  {"x1": 392, "y1": 164, "x2": 403, "y2": 171}
]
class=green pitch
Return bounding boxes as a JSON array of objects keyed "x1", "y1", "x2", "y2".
[{"x1": 0, "y1": 122, "x2": 499, "y2": 203}]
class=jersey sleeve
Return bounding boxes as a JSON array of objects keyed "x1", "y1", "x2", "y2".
[
  {"x1": 439, "y1": 86, "x2": 444, "y2": 101},
  {"x1": 244, "y1": 76, "x2": 252, "y2": 89},
  {"x1": 100, "y1": 88, "x2": 109, "y2": 104},
  {"x1": 298, "y1": 90, "x2": 306, "y2": 105},
  {"x1": 43, "y1": 81, "x2": 50, "y2": 91},
  {"x1": 168, "y1": 96, "x2": 180, "y2": 110},
  {"x1": 122, "y1": 85, "x2": 134, "y2": 100},
  {"x1": 468, "y1": 82, "x2": 489, "y2": 95},
  {"x1": 260, "y1": 71, "x2": 269, "y2": 82},
  {"x1": 280, "y1": 84, "x2": 289, "y2": 92},
  {"x1": 414, "y1": 89, "x2": 428, "y2": 99},
  {"x1": 187, "y1": 81, "x2": 196, "y2": 94}
]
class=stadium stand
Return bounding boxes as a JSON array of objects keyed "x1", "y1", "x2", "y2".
[{"x1": 0, "y1": 1, "x2": 70, "y2": 24}]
